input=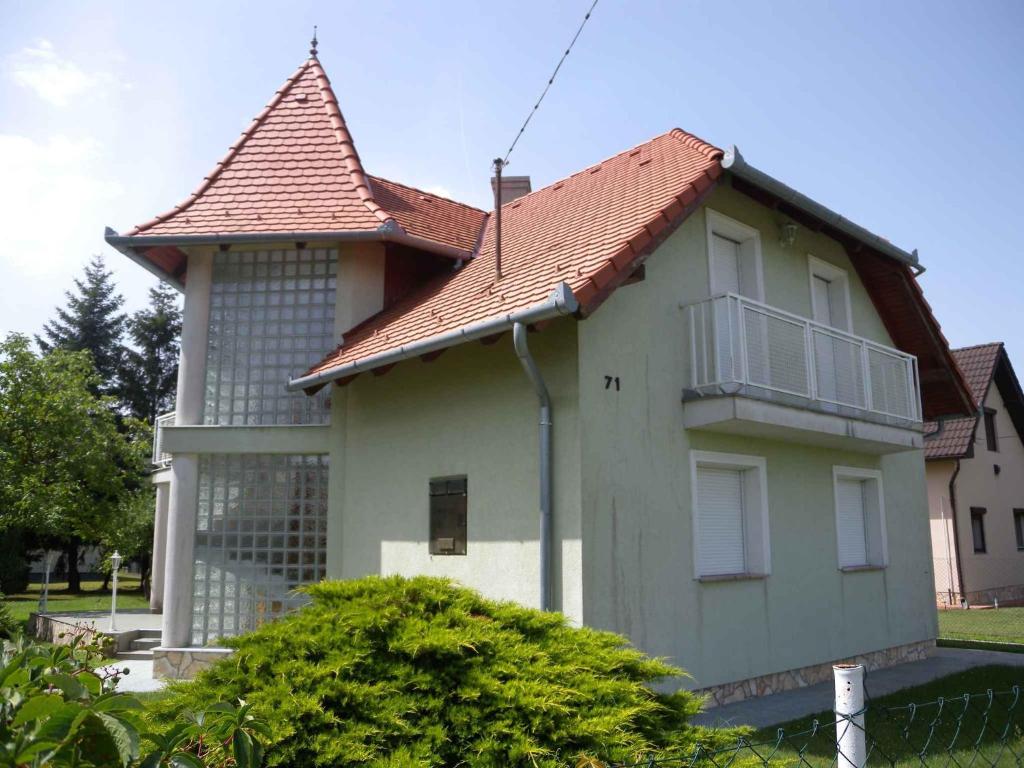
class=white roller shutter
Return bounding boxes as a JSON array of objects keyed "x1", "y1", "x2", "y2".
[
  {"x1": 696, "y1": 466, "x2": 745, "y2": 576},
  {"x1": 711, "y1": 234, "x2": 741, "y2": 294},
  {"x1": 836, "y1": 478, "x2": 868, "y2": 567}
]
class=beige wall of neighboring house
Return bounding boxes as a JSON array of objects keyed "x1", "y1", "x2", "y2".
[{"x1": 928, "y1": 381, "x2": 1024, "y2": 605}]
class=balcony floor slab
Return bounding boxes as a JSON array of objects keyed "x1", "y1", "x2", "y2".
[{"x1": 682, "y1": 395, "x2": 922, "y2": 454}]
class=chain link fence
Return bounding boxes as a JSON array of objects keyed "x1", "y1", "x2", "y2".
[
  {"x1": 938, "y1": 604, "x2": 1024, "y2": 650},
  {"x1": 590, "y1": 667, "x2": 1024, "y2": 767}
]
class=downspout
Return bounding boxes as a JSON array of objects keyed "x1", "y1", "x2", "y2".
[
  {"x1": 513, "y1": 322, "x2": 553, "y2": 611},
  {"x1": 948, "y1": 458, "x2": 967, "y2": 605}
]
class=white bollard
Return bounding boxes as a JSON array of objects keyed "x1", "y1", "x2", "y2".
[{"x1": 834, "y1": 664, "x2": 867, "y2": 768}]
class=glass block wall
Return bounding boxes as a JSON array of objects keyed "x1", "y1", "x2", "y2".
[
  {"x1": 192, "y1": 454, "x2": 328, "y2": 644},
  {"x1": 204, "y1": 249, "x2": 337, "y2": 425}
]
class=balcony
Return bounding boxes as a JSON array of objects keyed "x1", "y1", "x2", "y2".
[
  {"x1": 681, "y1": 294, "x2": 923, "y2": 453},
  {"x1": 152, "y1": 412, "x2": 175, "y2": 469}
]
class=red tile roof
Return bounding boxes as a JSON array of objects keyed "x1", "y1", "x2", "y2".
[
  {"x1": 924, "y1": 343, "x2": 1002, "y2": 459},
  {"x1": 301, "y1": 129, "x2": 723, "y2": 379},
  {"x1": 123, "y1": 57, "x2": 485, "y2": 257}
]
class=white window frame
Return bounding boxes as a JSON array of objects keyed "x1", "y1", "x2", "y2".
[
  {"x1": 705, "y1": 208, "x2": 765, "y2": 301},
  {"x1": 690, "y1": 450, "x2": 771, "y2": 580},
  {"x1": 807, "y1": 254, "x2": 853, "y2": 331},
  {"x1": 832, "y1": 466, "x2": 888, "y2": 571}
]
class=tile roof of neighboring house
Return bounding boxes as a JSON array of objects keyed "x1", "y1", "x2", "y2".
[
  {"x1": 119, "y1": 57, "x2": 485, "y2": 258},
  {"x1": 300, "y1": 129, "x2": 723, "y2": 380},
  {"x1": 924, "y1": 343, "x2": 1002, "y2": 459}
]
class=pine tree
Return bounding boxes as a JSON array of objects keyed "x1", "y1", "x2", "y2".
[
  {"x1": 119, "y1": 284, "x2": 182, "y2": 423},
  {"x1": 38, "y1": 255, "x2": 127, "y2": 396}
]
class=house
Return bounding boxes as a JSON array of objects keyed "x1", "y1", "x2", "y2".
[
  {"x1": 925, "y1": 343, "x2": 1024, "y2": 606},
  {"x1": 106, "y1": 47, "x2": 974, "y2": 701}
]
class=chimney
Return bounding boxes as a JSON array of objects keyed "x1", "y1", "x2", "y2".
[{"x1": 490, "y1": 175, "x2": 532, "y2": 206}]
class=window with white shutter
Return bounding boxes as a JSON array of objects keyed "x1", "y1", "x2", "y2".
[
  {"x1": 691, "y1": 451, "x2": 770, "y2": 579},
  {"x1": 705, "y1": 209, "x2": 763, "y2": 300},
  {"x1": 833, "y1": 467, "x2": 887, "y2": 570}
]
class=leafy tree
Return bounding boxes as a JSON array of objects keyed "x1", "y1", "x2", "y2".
[
  {"x1": 37, "y1": 255, "x2": 127, "y2": 397},
  {"x1": 119, "y1": 284, "x2": 182, "y2": 424},
  {"x1": 153, "y1": 576, "x2": 744, "y2": 767},
  {"x1": 0, "y1": 335, "x2": 144, "y2": 593}
]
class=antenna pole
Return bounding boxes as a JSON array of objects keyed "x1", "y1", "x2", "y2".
[{"x1": 493, "y1": 158, "x2": 504, "y2": 280}]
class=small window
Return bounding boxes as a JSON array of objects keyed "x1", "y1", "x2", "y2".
[
  {"x1": 984, "y1": 409, "x2": 998, "y2": 452},
  {"x1": 705, "y1": 209, "x2": 764, "y2": 301},
  {"x1": 690, "y1": 451, "x2": 770, "y2": 579},
  {"x1": 833, "y1": 467, "x2": 887, "y2": 570},
  {"x1": 1014, "y1": 509, "x2": 1024, "y2": 551},
  {"x1": 429, "y1": 477, "x2": 467, "y2": 555},
  {"x1": 971, "y1": 507, "x2": 987, "y2": 553}
]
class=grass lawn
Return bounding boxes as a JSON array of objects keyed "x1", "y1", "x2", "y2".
[
  {"x1": 938, "y1": 606, "x2": 1024, "y2": 646},
  {"x1": 6, "y1": 576, "x2": 150, "y2": 627},
  {"x1": 739, "y1": 665, "x2": 1024, "y2": 767}
]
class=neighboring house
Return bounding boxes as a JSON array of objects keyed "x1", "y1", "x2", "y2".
[
  {"x1": 925, "y1": 343, "x2": 1024, "y2": 606},
  {"x1": 106, "y1": 47, "x2": 974, "y2": 701}
]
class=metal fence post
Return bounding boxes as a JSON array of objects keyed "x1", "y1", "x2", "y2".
[{"x1": 835, "y1": 664, "x2": 866, "y2": 768}]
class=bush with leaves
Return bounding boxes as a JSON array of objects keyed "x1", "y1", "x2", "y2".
[
  {"x1": 0, "y1": 635, "x2": 268, "y2": 767},
  {"x1": 0, "y1": 596, "x2": 17, "y2": 641},
  {"x1": 152, "y1": 576, "x2": 743, "y2": 767}
]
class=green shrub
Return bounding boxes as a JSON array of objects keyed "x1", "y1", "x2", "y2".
[
  {"x1": 0, "y1": 593, "x2": 18, "y2": 639},
  {"x1": 0, "y1": 634, "x2": 269, "y2": 767},
  {"x1": 153, "y1": 576, "x2": 741, "y2": 767}
]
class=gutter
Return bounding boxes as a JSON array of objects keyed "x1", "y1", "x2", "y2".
[
  {"x1": 513, "y1": 322, "x2": 554, "y2": 612},
  {"x1": 286, "y1": 282, "x2": 579, "y2": 391},
  {"x1": 104, "y1": 222, "x2": 471, "y2": 269},
  {"x1": 721, "y1": 146, "x2": 922, "y2": 272}
]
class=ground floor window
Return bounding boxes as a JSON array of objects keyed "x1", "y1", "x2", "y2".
[
  {"x1": 1015, "y1": 509, "x2": 1024, "y2": 550},
  {"x1": 832, "y1": 466, "x2": 887, "y2": 570},
  {"x1": 970, "y1": 507, "x2": 987, "y2": 553},
  {"x1": 690, "y1": 450, "x2": 770, "y2": 579},
  {"x1": 191, "y1": 453, "x2": 328, "y2": 644}
]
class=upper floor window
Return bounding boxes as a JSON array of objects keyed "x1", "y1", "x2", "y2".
[
  {"x1": 808, "y1": 256, "x2": 852, "y2": 332},
  {"x1": 204, "y1": 248, "x2": 337, "y2": 426},
  {"x1": 705, "y1": 209, "x2": 763, "y2": 301},
  {"x1": 984, "y1": 408, "x2": 998, "y2": 452},
  {"x1": 429, "y1": 477, "x2": 468, "y2": 555}
]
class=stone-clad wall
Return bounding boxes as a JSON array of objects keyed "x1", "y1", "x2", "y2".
[
  {"x1": 698, "y1": 640, "x2": 933, "y2": 708},
  {"x1": 153, "y1": 648, "x2": 234, "y2": 679}
]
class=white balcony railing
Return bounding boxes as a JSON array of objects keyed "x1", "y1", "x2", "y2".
[
  {"x1": 682, "y1": 293, "x2": 922, "y2": 423},
  {"x1": 152, "y1": 411, "x2": 175, "y2": 468}
]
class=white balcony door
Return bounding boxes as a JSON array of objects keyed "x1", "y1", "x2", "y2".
[
  {"x1": 712, "y1": 234, "x2": 742, "y2": 294},
  {"x1": 809, "y1": 259, "x2": 857, "y2": 406}
]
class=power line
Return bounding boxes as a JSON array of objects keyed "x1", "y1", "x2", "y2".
[{"x1": 501, "y1": 0, "x2": 600, "y2": 165}]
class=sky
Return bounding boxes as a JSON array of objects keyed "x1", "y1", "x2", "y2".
[{"x1": 1, "y1": 0, "x2": 1022, "y2": 364}]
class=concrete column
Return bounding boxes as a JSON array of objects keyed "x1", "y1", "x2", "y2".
[
  {"x1": 149, "y1": 482, "x2": 170, "y2": 612},
  {"x1": 161, "y1": 250, "x2": 213, "y2": 648}
]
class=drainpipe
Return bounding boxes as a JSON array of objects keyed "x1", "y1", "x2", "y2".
[
  {"x1": 948, "y1": 459, "x2": 967, "y2": 605},
  {"x1": 513, "y1": 322, "x2": 553, "y2": 611}
]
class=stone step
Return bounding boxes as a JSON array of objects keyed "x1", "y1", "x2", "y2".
[
  {"x1": 130, "y1": 638, "x2": 161, "y2": 651},
  {"x1": 135, "y1": 628, "x2": 161, "y2": 639},
  {"x1": 115, "y1": 650, "x2": 154, "y2": 661}
]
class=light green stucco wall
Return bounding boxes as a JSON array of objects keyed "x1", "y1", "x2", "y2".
[
  {"x1": 578, "y1": 180, "x2": 935, "y2": 689},
  {"x1": 326, "y1": 320, "x2": 584, "y2": 622}
]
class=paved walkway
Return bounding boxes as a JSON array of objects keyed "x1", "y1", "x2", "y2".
[
  {"x1": 692, "y1": 647, "x2": 1024, "y2": 729},
  {"x1": 100, "y1": 659, "x2": 168, "y2": 694}
]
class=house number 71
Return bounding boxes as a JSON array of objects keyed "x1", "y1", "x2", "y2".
[{"x1": 604, "y1": 375, "x2": 620, "y2": 391}]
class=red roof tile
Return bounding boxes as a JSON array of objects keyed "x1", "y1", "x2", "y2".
[
  {"x1": 302, "y1": 129, "x2": 723, "y2": 379},
  {"x1": 124, "y1": 58, "x2": 485, "y2": 257},
  {"x1": 924, "y1": 343, "x2": 1002, "y2": 459}
]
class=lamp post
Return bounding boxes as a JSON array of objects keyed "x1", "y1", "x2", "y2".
[
  {"x1": 38, "y1": 550, "x2": 59, "y2": 614},
  {"x1": 109, "y1": 551, "x2": 122, "y2": 632}
]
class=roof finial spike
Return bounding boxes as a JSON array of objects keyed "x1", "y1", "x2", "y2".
[{"x1": 309, "y1": 25, "x2": 318, "y2": 57}]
